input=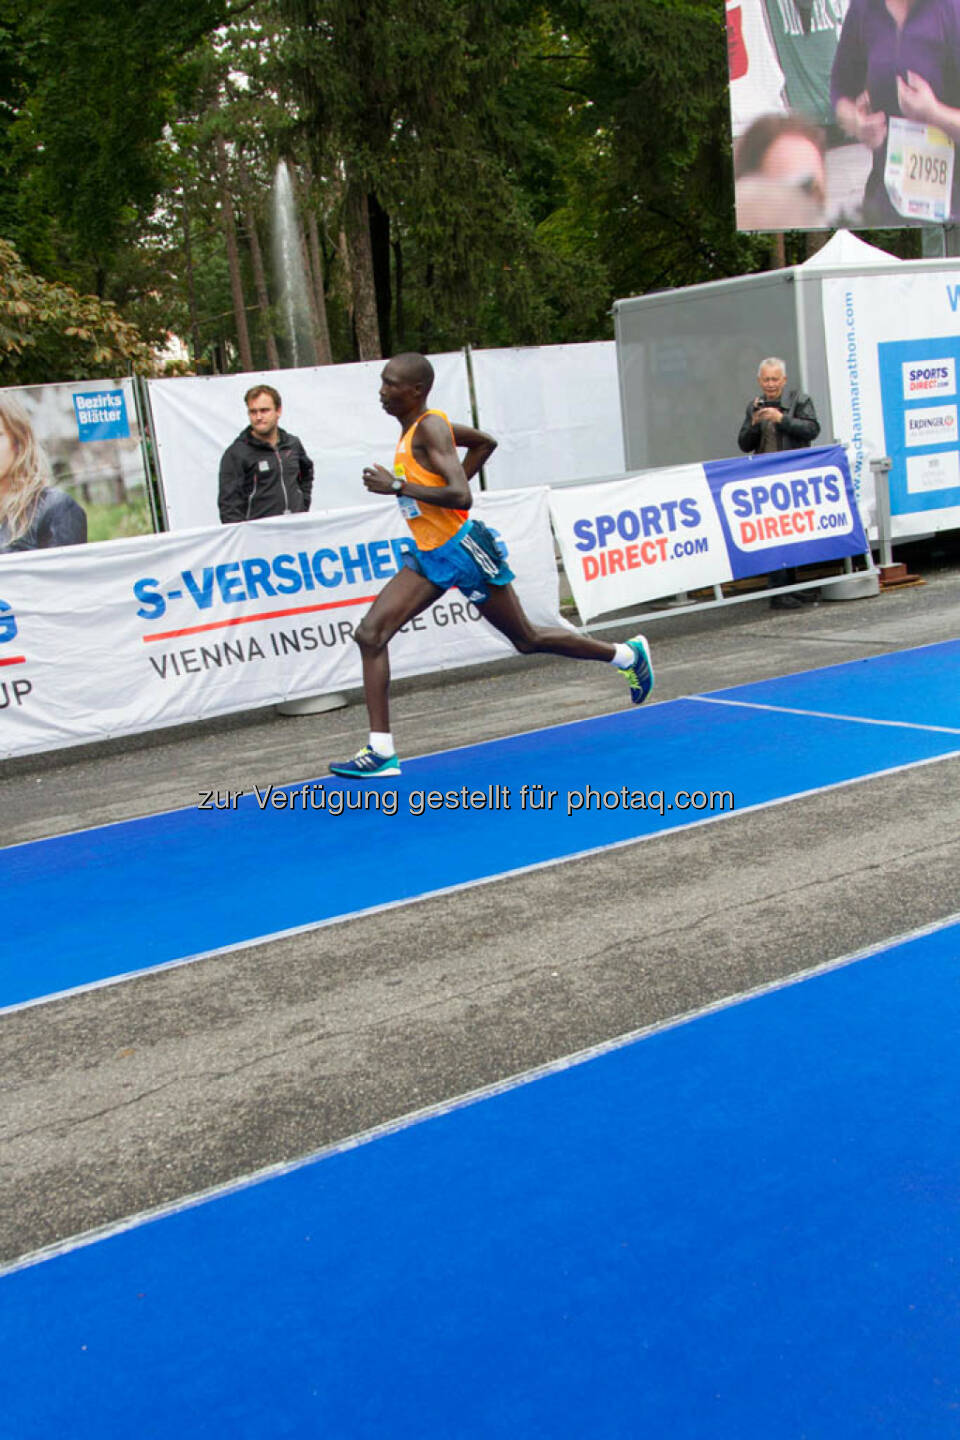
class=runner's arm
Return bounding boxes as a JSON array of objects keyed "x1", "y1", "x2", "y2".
[{"x1": 451, "y1": 422, "x2": 497, "y2": 481}]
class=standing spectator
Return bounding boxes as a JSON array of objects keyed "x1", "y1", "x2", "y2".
[
  {"x1": 739, "y1": 356, "x2": 821, "y2": 455},
  {"x1": 738, "y1": 356, "x2": 821, "y2": 609},
  {"x1": 218, "y1": 385, "x2": 314, "y2": 523}
]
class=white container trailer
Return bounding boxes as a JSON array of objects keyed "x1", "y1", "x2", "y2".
[{"x1": 613, "y1": 231, "x2": 960, "y2": 539}]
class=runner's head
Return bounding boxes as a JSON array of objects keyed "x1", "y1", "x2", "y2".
[
  {"x1": 379, "y1": 353, "x2": 435, "y2": 417},
  {"x1": 393, "y1": 353, "x2": 434, "y2": 394}
]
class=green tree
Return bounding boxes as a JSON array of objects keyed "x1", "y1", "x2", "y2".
[
  {"x1": 143, "y1": 10, "x2": 337, "y2": 372},
  {"x1": 277, "y1": 0, "x2": 610, "y2": 356},
  {"x1": 5, "y1": 0, "x2": 227, "y2": 295},
  {"x1": 543, "y1": 0, "x2": 768, "y2": 298},
  {"x1": 0, "y1": 239, "x2": 154, "y2": 384}
]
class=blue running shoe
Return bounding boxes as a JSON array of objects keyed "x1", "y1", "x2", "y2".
[
  {"x1": 329, "y1": 745, "x2": 401, "y2": 778},
  {"x1": 620, "y1": 634, "x2": 654, "y2": 705}
]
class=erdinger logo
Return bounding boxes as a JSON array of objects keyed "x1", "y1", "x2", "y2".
[
  {"x1": 719, "y1": 467, "x2": 853, "y2": 552},
  {"x1": 0, "y1": 599, "x2": 17, "y2": 643},
  {"x1": 905, "y1": 405, "x2": 958, "y2": 447},
  {"x1": 902, "y1": 358, "x2": 955, "y2": 398}
]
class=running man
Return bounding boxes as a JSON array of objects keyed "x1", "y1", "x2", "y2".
[{"x1": 329, "y1": 352, "x2": 653, "y2": 778}]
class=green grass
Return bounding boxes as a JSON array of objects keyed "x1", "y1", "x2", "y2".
[{"x1": 81, "y1": 496, "x2": 155, "y2": 544}]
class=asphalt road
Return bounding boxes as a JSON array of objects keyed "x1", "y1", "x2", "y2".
[{"x1": 3, "y1": 565, "x2": 959, "y2": 1267}]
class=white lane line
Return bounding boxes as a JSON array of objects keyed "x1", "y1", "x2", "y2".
[
  {"x1": 692, "y1": 693, "x2": 960, "y2": 736},
  {"x1": 4, "y1": 907, "x2": 959, "y2": 1281},
  {"x1": 3, "y1": 742, "x2": 959, "y2": 1021},
  {"x1": 1, "y1": 698, "x2": 678, "y2": 852}
]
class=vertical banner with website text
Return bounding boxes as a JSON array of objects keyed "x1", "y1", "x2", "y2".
[{"x1": 823, "y1": 271, "x2": 960, "y2": 537}]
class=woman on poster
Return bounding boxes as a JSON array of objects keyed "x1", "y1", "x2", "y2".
[{"x1": 0, "y1": 394, "x2": 87, "y2": 553}]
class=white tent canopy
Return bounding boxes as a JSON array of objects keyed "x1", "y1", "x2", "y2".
[{"x1": 801, "y1": 229, "x2": 899, "y2": 270}]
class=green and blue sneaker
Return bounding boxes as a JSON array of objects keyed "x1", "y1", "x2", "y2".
[
  {"x1": 329, "y1": 745, "x2": 401, "y2": 778},
  {"x1": 620, "y1": 634, "x2": 654, "y2": 705}
]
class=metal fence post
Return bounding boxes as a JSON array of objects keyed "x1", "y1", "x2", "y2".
[{"x1": 870, "y1": 455, "x2": 893, "y2": 570}]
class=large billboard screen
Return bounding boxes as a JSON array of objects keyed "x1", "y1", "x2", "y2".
[{"x1": 726, "y1": 0, "x2": 959, "y2": 233}]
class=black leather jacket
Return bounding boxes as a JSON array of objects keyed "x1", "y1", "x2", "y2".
[
  {"x1": 218, "y1": 426, "x2": 314, "y2": 523},
  {"x1": 738, "y1": 389, "x2": 820, "y2": 454}
]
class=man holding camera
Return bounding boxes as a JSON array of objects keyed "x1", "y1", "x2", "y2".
[{"x1": 738, "y1": 356, "x2": 821, "y2": 610}]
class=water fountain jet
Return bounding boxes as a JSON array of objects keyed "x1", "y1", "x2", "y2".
[{"x1": 271, "y1": 160, "x2": 317, "y2": 370}]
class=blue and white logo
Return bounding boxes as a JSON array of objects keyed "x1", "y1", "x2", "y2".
[
  {"x1": 73, "y1": 390, "x2": 130, "y2": 442},
  {"x1": 718, "y1": 466, "x2": 853, "y2": 553},
  {"x1": 902, "y1": 359, "x2": 955, "y2": 399}
]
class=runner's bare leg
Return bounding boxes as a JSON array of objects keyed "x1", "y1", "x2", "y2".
[
  {"x1": 477, "y1": 584, "x2": 617, "y2": 661},
  {"x1": 354, "y1": 566, "x2": 443, "y2": 733}
]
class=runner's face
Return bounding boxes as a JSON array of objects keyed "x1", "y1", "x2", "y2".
[
  {"x1": 379, "y1": 364, "x2": 419, "y2": 416},
  {"x1": 247, "y1": 397, "x2": 280, "y2": 437}
]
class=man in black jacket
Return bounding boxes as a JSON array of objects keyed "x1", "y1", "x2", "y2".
[
  {"x1": 218, "y1": 385, "x2": 314, "y2": 523},
  {"x1": 738, "y1": 357, "x2": 821, "y2": 609},
  {"x1": 739, "y1": 358, "x2": 820, "y2": 456}
]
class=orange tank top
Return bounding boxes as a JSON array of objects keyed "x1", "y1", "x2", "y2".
[{"x1": 393, "y1": 409, "x2": 468, "y2": 551}]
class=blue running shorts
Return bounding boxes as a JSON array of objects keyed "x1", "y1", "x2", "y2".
[{"x1": 402, "y1": 519, "x2": 514, "y2": 603}]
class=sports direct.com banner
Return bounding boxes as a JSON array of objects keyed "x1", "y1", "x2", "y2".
[
  {"x1": 550, "y1": 445, "x2": 867, "y2": 622},
  {"x1": 0, "y1": 489, "x2": 559, "y2": 760}
]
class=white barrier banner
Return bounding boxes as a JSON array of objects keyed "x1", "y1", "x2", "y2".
[
  {"x1": 0, "y1": 489, "x2": 559, "y2": 760},
  {"x1": 469, "y1": 342, "x2": 624, "y2": 490},
  {"x1": 146, "y1": 353, "x2": 472, "y2": 531},
  {"x1": 551, "y1": 464, "x2": 726, "y2": 620},
  {"x1": 551, "y1": 446, "x2": 866, "y2": 621}
]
